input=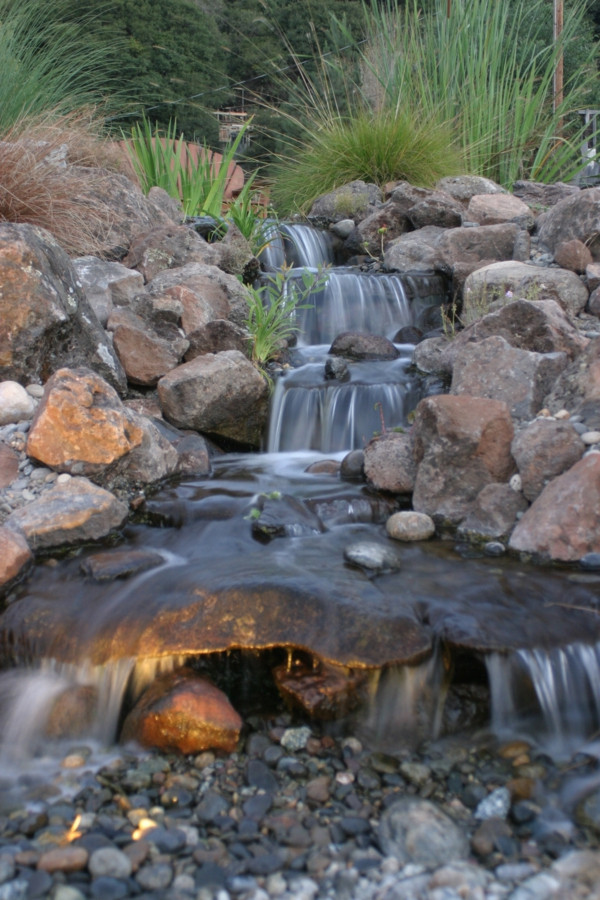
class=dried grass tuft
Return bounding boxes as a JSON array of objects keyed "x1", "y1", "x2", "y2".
[{"x1": 0, "y1": 112, "x2": 124, "y2": 256}]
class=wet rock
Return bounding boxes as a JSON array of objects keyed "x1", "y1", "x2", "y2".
[
  {"x1": 457, "y1": 483, "x2": 528, "y2": 542},
  {"x1": 412, "y1": 394, "x2": 515, "y2": 524},
  {"x1": 72, "y1": 256, "x2": 144, "y2": 326},
  {"x1": 511, "y1": 418, "x2": 586, "y2": 501},
  {"x1": 386, "y1": 511, "x2": 435, "y2": 541},
  {"x1": 328, "y1": 332, "x2": 399, "y2": 361},
  {"x1": 537, "y1": 187, "x2": 600, "y2": 260},
  {"x1": 120, "y1": 667, "x2": 242, "y2": 755},
  {"x1": 463, "y1": 261, "x2": 589, "y2": 319},
  {"x1": 343, "y1": 541, "x2": 403, "y2": 572},
  {"x1": 509, "y1": 454, "x2": 600, "y2": 560},
  {"x1": 88, "y1": 847, "x2": 132, "y2": 880},
  {"x1": 471, "y1": 817, "x2": 514, "y2": 857},
  {"x1": 467, "y1": 193, "x2": 534, "y2": 229},
  {"x1": 340, "y1": 449, "x2": 365, "y2": 480},
  {"x1": 122, "y1": 225, "x2": 219, "y2": 283},
  {"x1": 324, "y1": 357, "x2": 350, "y2": 381},
  {"x1": 4, "y1": 476, "x2": 128, "y2": 550},
  {"x1": 45, "y1": 685, "x2": 98, "y2": 738},
  {"x1": 273, "y1": 661, "x2": 366, "y2": 719},
  {"x1": 363, "y1": 432, "x2": 416, "y2": 494},
  {"x1": 0, "y1": 527, "x2": 32, "y2": 588},
  {"x1": 554, "y1": 239, "x2": 593, "y2": 274},
  {"x1": 475, "y1": 787, "x2": 511, "y2": 820},
  {"x1": 171, "y1": 432, "x2": 212, "y2": 477},
  {"x1": 157, "y1": 350, "x2": 269, "y2": 448},
  {"x1": 0, "y1": 383, "x2": 36, "y2": 425},
  {"x1": 378, "y1": 797, "x2": 469, "y2": 867},
  {"x1": 80, "y1": 548, "x2": 165, "y2": 582},
  {"x1": 450, "y1": 335, "x2": 568, "y2": 421},
  {"x1": 0, "y1": 223, "x2": 126, "y2": 393},
  {"x1": 251, "y1": 493, "x2": 324, "y2": 539}
]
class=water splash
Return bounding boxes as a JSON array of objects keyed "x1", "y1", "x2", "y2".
[{"x1": 487, "y1": 643, "x2": 600, "y2": 755}]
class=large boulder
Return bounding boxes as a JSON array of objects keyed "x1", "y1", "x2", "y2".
[
  {"x1": 4, "y1": 476, "x2": 128, "y2": 551},
  {"x1": 26, "y1": 367, "x2": 178, "y2": 488},
  {"x1": 157, "y1": 350, "x2": 269, "y2": 448},
  {"x1": 107, "y1": 307, "x2": 189, "y2": 386},
  {"x1": 412, "y1": 395, "x2": 515, "y2": 524},
  {"x1": 121, "y1": 668, "x2": 242, "y2": 755},
  {"x1": 511, "y1": 418, "x2": 586, "y2": 501},
  {"x1": 509, "y1": 454, "x2": 600, "y2": 561},
  {"x1": 457, "y1": 483, "x2": 529, "y2": 542},
  {"x1": 363, "y1": 432, "x2": 416, "y2": 494},
  {"x1": 0, "y1": 223, "x2": 126, "y2": 393},
  {"x1": 436, "y1": 175, "x2": 507, "y2": 204},
  {"x1": 72, "y1": 256, "x2": 145, "y2": 326},
  {"x1": 384, "y1": 226, "x2": 446, "y2": 273},
  {"x1": 122, "y1": 224, "x2": 220, "y2": 283},
  {"x1": 466, "y1": 193, "x2": 534, "y2": 230},
  {"x1": 462, "y1": 261, "x2": 589, "y2": 319},
  {"x1": 438, "y1": 223, "x2": 523, "y2": 271},
  {"x1": 308, "y1": 180, "x2": 382, "y2": 224},
  {"x1": 0, "y1": 527, "x2": 32, "y2": 589},
  {"x1": 543, "y1": 337, "x2": 600, "y2": 427},
  {"x1": 450, "y1": 335, "x2": 568, "y2": 421},
  {"x1": 537, "y1": 187, "x2": 600, "y2": 260}
]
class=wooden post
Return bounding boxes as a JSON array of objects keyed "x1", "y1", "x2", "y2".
[{"x1": 554, "y1": 0, "x2": 564, "y2": 121}]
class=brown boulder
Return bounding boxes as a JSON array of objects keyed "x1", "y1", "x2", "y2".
[
  {"x1": 537, "y1": 187, "x2": 600, "y2": 260},
  {"x1": 273, "y1": 660, "x2": 366, "y2": 719},
  {"x1": 157, "y1": 351, "x2": 269, "y2": 448},
  {"x1": 123, "y1": 225, "x2": 219, "y2": 283},
  {"x1": 450, "y1": 335, "x2": 568, "y2": 421},
  {"x1": 466, "y1": 194, "x2": 533, "y2": 230},
  {"x1": 509, "y1": 454, "x2": 600, "y2": 561},
  {"x1": 121, "y1": 668, "x2": 242, "y2": 754},
  {"x1": 457, "y1": 483, "x2": 528, "y2": 541},
  {"x1": 0, "y1": 527, "x2": 32, "y2": 588},
  {"x1": 412, "y1": 395, "x2": 515, "y2": 524},
  {"x1": 363, "y1": 432, "x2": 416, "y2": 493},
  {"x1": 0, "y1": 443, "x2": 19, "y2": 488},
  {"x1": 511, "y1": 419, "x2": 586, "y2": 501},
  {"x1": 554, "y1": 239, "x2": 593, "y2": 274},
  {"x1": 438, "y1": 223, "x2": 520, "y2": 270},
  {"x1": 108, "y1": 307, "x2": 189, "y2": 386}
]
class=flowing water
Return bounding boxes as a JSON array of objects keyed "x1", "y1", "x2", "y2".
[{"x1": 1, "y1": 223, "x2": 600, "y2": 778}]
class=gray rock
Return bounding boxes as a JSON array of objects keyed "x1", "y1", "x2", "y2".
[
  {"x1": 343, "y1": 541, "x2": 403, "y2": 572},
  {"x1": 474, "y1": 787, "x2": 511, "y2": 821},
  {"x1": 378, "y1": 797, "x2": 469, "y2": 867}
]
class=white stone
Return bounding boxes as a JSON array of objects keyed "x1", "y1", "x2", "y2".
[
  {"x1": 0, "y1": 381, "x2": 36, "y2": 425},
  {"x1": 386, "y1": 511, "x2": 435, "y2": 542},
  {"x1": 581, "y1": 431, "x2": 600, "y2": 445},
  {"x1": 88, "y1": 847, "x2": 133, "y2": 880},
  {"x1": 509, "y1": 474, "x2": 522, "y2": 492}
]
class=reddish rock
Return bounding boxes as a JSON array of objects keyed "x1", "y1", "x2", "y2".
[
  {"x1": 273, "y1": 660, "x2": 366, "y2": 719},
  {"x1": 121, "y1": 668, "x2": 242, "y2": 755},
  {"x1": 108, "y1": 307, "x2": 188, "y2": 386},
  {"x1": 37, "y1": 846, "x2": 89, "y2": 873},
  {"x1": 509, "y1": 454, "x2": 600, "y2": 560},
  {"x1": 451, "y1": 335, "x2": 568, "y2": 420},
  {"x1": 438, "y1": 223, "x2": 520, "y2": 271},
  {"x1": 511, "y1": 419, "x2": 586, "y2": 501},
  {"x1": 0, "y1": 443, "x2": 19, "y2": 488},
  {"x1": 0, "y1": 526, "x2": 32, "y2": 588},
  {"x1": 467, "y1": 193, "x2": 533, "y2": 229},
  {"x1": 412, "y1": 395, "x2": 515, "y2": 524},
  {"x1": 4, "y1": 476, "x2": 128, "y2": 550},
  {"x1": 363, "y1": 432, "x2": 416, "y2": 494},
  {"x1": 123, "y1": 225, "x2": 219, "y2": 283},
  {"x1": 554, "y1": 239, "x2": 593, "y2": 274},
  {"x1": 27, "y1": 367, "x2": 143, "y2": 474}
]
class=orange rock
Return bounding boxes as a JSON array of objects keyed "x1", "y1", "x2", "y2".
[
  {"x1": 121, "y1": 667, "x2": 242, "y2": 755},
  {"x1": 0, "y1": 526, "x2": 32, "y2": 587},
  {"x1": 37, "y1": 845, "x2": 88, "y2": 873},
  {"x1": 27, "y1": 368, "x2": 143, "y2": 473}
]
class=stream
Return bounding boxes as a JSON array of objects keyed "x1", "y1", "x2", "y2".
[{"x1": 1, "y1": 223, "x2": 600, "y2": 778}]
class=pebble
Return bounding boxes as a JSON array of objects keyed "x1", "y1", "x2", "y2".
[{"x1": 475, "y1": 787, "x2": 511, "y2": 821}]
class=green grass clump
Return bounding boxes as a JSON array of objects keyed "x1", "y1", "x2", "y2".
[{"x1": 271, "y1": 108, "x2": 461, "y2": 214}]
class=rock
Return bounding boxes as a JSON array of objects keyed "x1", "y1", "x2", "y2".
[
  {"x1": 378, "y1": 797, "x2": 469, "y2": 867},
  {"x1": 4, "y1": 476, "x2": 128, "y2": 550},
  {"x1": 37, "y1": 847, "x2": 88, "y2": 873},
  {"x1": 343, "y1": 541, "x2": 403, "y2": 572},
  {"x1": 467, "y1": 193, "x2": 534, "y2": 229},
  {"x1": 72, "y1": 256, "x2": 144, "y2": 326},
  {"x1": 474, "y1": 787, "x2": 511, "y2": 820},
  {"x1": 0, "y1": 527, "x2": 32, "y2": 588},
  {"x1": 273, "y1": 661, "x2": 365, "y2": 719},
  {"x1": 384, "y1": 226, "x2": 445, "y2": 273},
  {"x1": 157, "y1": 350, "x2": 269, "y2": 448},
  {"x1": 543, "y1": 337, "x2": 600, "y2": 427},
  {"x1": 122, "y1": 225, "x2": 219, "y2": 282},
  {"x1": 471, "y1": 818, "x2": 514, "y2": 856},
  {"x1": 588, "y1": 286, "x2": 600, "y2": 317},
  {"x1": 457, "y1": 297, "x2": 588, "y2": 360},
  {"x1": 328, "y1": 332, "x2": 399, "y2": 361},
  {"x1": 80, "y1": 548, "x2": 165, "y2": 582},
  {"x1": 450, "y1": 335, "x2": 568, "y2": 421},
  {"x1": 412, "y1": 394, "x2": 515, "y2": 524},
  {"x1": 457, "y1": 483, "x2": 528, "y2": 541},
  {"x1": 211, "y1": 221, "x2": 257, "y2": 280},
  {"x1": 554, "y1": 239, "x2": 593, "y2": 274},
  {"x1": 462, "y1": 261, "x2": 589, "y2": 319},
  {"x1": 438, "y1": 223, "x2": 521, "y2": 272},
  {"x1": 511, "y1": 419, "x2": 586, "y2": 501},
  {"x1": 0, "y1": 382, "x2": 36, "y2": 425},
  {"x1": 107, "y1": 307, "x2": 188, "y2": 386},
  {"x1": 121, "y1": 667, "x2": 242, "y2": 755},
  {"x1": 386, "y1": 511, "x2": 435, "y2": 541},
  {"x1": 512, "y1": 179, "x2": 580, "y2": 208},
  {"x1": 407, "y1": 192, "x2": 464, "y2": 230},
  {"x1": 88, "y1": 847, "x2": 132, "y2": 880},
  {"x1": 0, "y1": 445, "x2": 19, "y2": 488},
  {"x1": 308, "y1": 181, "x2": 382, "y2": 224},
  {"x1": 340, "y1": 449, "x2": 365, "y2": 480},
  {"x1": 437, "y1": 175, "x2": 507, "y2": 203},
  {"x1": 45, "y1": 685, "x2": 98, "y2": 738},
  {"x1": 363, "y1": 432, "x2": 416, "y2": 493},
  {"x1": 537, "y1": 186, "x2": 600, "y2": 260},
  {"x1": 184, "y1": 319, "x2": 249, "y2": 360},
  {"x1": 509, "y1": 453, "x2": 600, "y2": 560},
  {"x1": 0, "y1": 223, "x2": 126, "y2": 393}
]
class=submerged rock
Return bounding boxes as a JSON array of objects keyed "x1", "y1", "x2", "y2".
[{"x1": 378, "y1": 796, "x2": 469, "y2": 867}]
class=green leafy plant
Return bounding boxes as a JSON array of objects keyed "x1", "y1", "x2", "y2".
[
  {"x1": 123, "y1": 116, "x2": 256, "y2": 219},
  {"x1": 245, "y1": 264, "x2": 328, "y2": 366}
]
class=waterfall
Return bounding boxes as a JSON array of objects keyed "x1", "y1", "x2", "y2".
[{"x1": 487, "y1": 642, "x2": 600, "y2": 754}]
